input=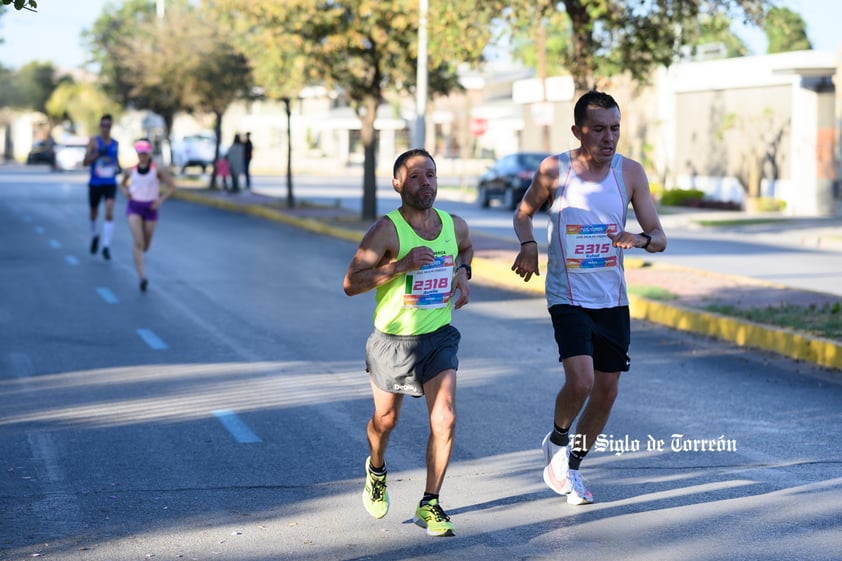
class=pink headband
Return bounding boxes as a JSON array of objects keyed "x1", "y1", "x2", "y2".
[{"x1": 134, "y1": 140, "x2": 152, "y2": 153}]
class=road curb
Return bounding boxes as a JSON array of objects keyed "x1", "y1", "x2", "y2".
[
  {"x1": 473, "y1": 254, "x2": 842, "y2": 371},
  {"x1": 174, "y1": 189, "x2": 363, "y2": 243},
  {"x1": 176, "y1": 189, "x2": 842, "y2": 372}
]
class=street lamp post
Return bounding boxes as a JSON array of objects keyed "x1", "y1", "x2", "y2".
[{"x1": 414, "y1": 0, "x2": 428, "y2": 150}]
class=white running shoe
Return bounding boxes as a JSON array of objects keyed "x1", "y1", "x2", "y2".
[
  {"x1": 541, "y1": 432, "x2": 570, "y2": 495},
  {"x1": 564, "y1": 469, "x2": 594, "y2": 505}
]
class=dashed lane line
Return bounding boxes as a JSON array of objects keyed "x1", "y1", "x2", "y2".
[
  {"x1": 95, "y1": 286, "x2": 119, "y2": 304},
  {"x1": 136, "y1": 328, "x2": 168, "y2": 350},
  {"x1": 213, "y1": 410, "x2": 263, "y2": 443}
]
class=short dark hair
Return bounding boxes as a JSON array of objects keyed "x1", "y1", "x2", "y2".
[
  {"x1": 573, "y1": 90, "x2": 619, "y2": 127},
  {"x1": 393, "y1": 148, "x2": 436, "y2": 179},
  {"x1": 100, "y1": 114, "x2": 113, "y2": 123}
]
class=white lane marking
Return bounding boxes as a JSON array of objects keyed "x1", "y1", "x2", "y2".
[
  {"x1": 213, "y1": 410, "x2": 263, "y2": 443},
  {"x1": 136, "y1": 328, "x2": 168, "y2": 350},
  {"x1": 9, "y1": 354, "x2": 83, "y2": 534},
  {"x1": 95, "y1": 287, "x2": 119, "y2": 304},
  {"x1": 65, "y1": 256, "x2": 80, "y2": 266}
]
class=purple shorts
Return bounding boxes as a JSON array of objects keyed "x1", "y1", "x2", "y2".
[{"x1": 127, "y1": 200, "x2": 159, "y2": 221}]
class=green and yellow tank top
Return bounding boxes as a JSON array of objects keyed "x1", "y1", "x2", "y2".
[{"x1": 373, "y1": 208, "x2": 458, "y2": 336}]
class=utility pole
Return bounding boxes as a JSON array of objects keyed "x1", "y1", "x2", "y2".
[
  {"x1": 413, "y1": 0, "x2": 428, "y2": 150},
  {"x1": 537, "y1": 21, "x2": 551, "y2": 152}
]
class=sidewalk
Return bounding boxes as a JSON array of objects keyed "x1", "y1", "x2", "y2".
[{"x1": 173, "y1": 185, "x2": 842, "y2": 372}]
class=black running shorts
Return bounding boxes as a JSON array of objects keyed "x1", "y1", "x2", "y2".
[
  {"x1": 549, "y1": 304, "x2": 631, "y2": 372},
  {"x1": 89, "y1": 184, "x2": 117, "y2": 208}
]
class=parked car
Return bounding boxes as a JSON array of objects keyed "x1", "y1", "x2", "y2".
[
  {"x1": 171, "y1": 133, "x2": 216, "y2": 175},
  {"x1": 54, "y1": 138, "x2": 89, "y2": 171},
  {"x1": 477, "y1": 152, "x2": 551, "y2": 210},
  {"x1": 26, "y1": 139, "x2": 56, "y2": 168}
]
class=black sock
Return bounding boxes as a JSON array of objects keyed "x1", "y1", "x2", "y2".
[
  {"x1": 549, "y1": 424, "x2": 570, "y2": 447},
  {"x1": 421, "y1": 492, "x2": 438, "y2": 505},
  {"x1": 368, "y1": 461, "x2": 386, "y2": 476},
  {"x1": 569, "y1": 449, "x2": 588, "y2": 470}
]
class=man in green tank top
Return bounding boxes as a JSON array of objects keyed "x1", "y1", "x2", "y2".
[{"x1": 343, "y1": 148, "x2": 473, "y2": 537}]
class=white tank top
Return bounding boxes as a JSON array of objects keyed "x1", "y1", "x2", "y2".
[
  {"x1": 545, "y1": 152, "x2": 629, "y2": 308},
  {"x1": 128, "y1": 163, "x2": 160, "y2": 202}
]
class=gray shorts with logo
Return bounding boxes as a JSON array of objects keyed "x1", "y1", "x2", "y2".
[{"x1": 365, "y1": 324, "x2": 460, "y2": 397}]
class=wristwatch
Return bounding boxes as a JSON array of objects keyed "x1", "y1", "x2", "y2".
[
  {"x1": 456, "y1": 263, "x2": 472, "y2": 280},
  {"x1": 639, "y1": 232, "x2": 652, "y2": 249}
]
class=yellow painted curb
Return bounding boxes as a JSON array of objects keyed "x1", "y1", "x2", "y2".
[
  {"x1": 173, "y1": 189, "x2": 362, "y2": 243},
  {"x1": 472, "y1": 253, "x2": 842, "y2": 371},
  {"x1": 628, "y1": 295, "x2": 842, "y2": 371},
  {"x1": 176, "y1": 189, "x2": 842, "y2": 371}
]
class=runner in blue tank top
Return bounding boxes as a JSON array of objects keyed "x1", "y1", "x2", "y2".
[
  {"x1": 512, "y1": 90, "x2": 667, "y2": 506},
  {"x1": 83, "y1": 114, "x2": 120, "y2": 260}
]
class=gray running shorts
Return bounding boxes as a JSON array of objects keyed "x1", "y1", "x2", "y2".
[{"x1": 365, "y1": 324, "x2": 460, "y2": 397}]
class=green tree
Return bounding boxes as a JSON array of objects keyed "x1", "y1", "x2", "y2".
[
  {"x1": 87, "y1": 0, "x2": 251, "y2": 177},
  {"x1": 0, "y1": 65, "x2": 21, "y2": 107},
  {"x1": 46, "y1": 81, "x2": 119, "y2": 136},
  {"x1": 84, "y1": 0, "x2": 161, "y2": 112},
  {"x1": 220, "y1": 0, "x2": 502, "y2": 220},
  {"x1": 211, "y1": 6, "x2": 308, "y2": 205},
  {"x1": 765, "y1": 6, "x2": 812, "y2": 54},
  {"x1": 188, "y1": 21, "x2": 253, "y2": 189},
  {"x1": 692, "y1": 12, "x2": 749, "y2": 58},
  {"x1": 1, "y1": 0, "x2": 37, "y2": 11},
  {"x1": 10, "y1": 61, "x2": 57, "y2": 113},
  {"x1": 504, "y1": 0, "x2": 771, "y2": 96}
]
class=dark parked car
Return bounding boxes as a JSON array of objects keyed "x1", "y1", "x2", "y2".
[
  {"x1": 26, "y1": 139, "x2": 56, "y2": 168},
  {"x1": 477, "y1": 152, "x2": 550, "y2": 210}
]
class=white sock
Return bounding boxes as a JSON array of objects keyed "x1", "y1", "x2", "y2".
[{"x1": 102, "y1": 221, "x2": 115, "y2": 247}]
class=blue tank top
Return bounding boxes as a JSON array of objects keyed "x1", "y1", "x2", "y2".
[{"x1": 89, "y1": 137, "x2": 119, "y2": 186}]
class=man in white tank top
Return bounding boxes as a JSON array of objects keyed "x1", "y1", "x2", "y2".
[{"x1": 512, "y1": 90, "x2": 667, "y2": 505}]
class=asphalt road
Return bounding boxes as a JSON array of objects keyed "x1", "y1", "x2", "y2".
[{"x1": 2, "y1": 167, "x2": 841, "y2": 561}]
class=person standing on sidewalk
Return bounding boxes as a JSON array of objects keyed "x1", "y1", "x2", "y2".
[
  {"x1": 343, "y1": 148, "x2": 473, "y2": 537},
  {"x1": 243, "y1": 132, "x2": 253, "y2": 190},
  {"x1": 83, "y1": 114, "x2": 120, "y2": 260},
  {"x1": 120, "y1": 139, "x2": 176, "y2": 292},
  {"x1": 512, "y1": 90, "x2": 666, "y2": 505},
  {"x1": 226, "y1": 134, "x2": 245, "y2": 193}
]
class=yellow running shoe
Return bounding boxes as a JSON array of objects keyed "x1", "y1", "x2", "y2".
[
  {"x1": 413, "y1": 498, "x2": 455, "y2": 537},
  {"x1": 362, "y1": 457, "x2": 389, "y2": 519}
]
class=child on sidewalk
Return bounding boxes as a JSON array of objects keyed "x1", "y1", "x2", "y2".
[{"x1": 215, "y1": 155, "x2": 230, "y2": 190}]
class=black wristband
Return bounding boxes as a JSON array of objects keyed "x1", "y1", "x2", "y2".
[
  {"x1": 521, "y1": 240, "x2": 537, "y2": 246},
  {"x1": 640, "y1": 232, "x2": 652, "y2": 250},
  {"x1": 456, "y1": 263, "x2": 472, "y2": 280}
]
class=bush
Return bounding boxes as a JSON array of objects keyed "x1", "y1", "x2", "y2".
[
  {"x1": 660, "y1": 188, "x2": 705, "y2": 206},
  {"x1": 746, "y1": 197, "x2": 787, "y2": 212}
]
